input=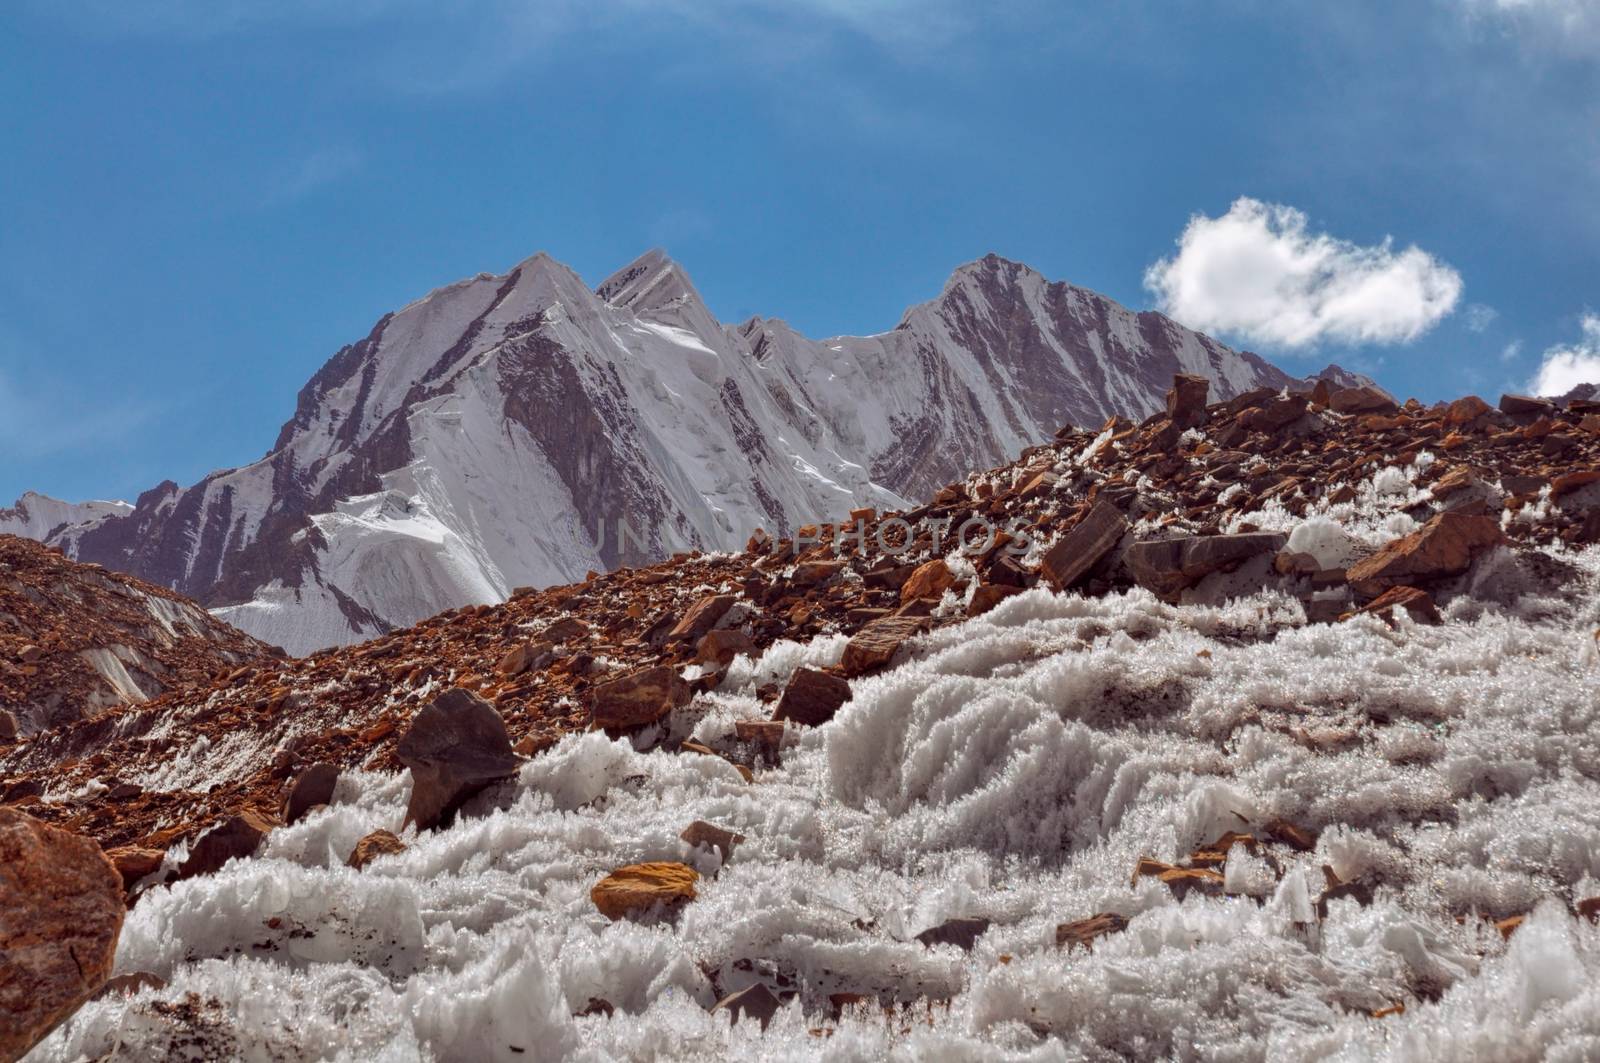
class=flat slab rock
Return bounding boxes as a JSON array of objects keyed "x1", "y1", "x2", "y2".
[
  {"x1": 1, "y1": 808, "x2": 125, "y2": 1062},
  {"x1": 1123, "y1": 532, "x2": 1287, "y2": 599},
  {"x1": 591, "y1": 861, "x2": 699, "y2": 921},
  {"x1": 588, "y1": 664, "x2": 691, "y2": 729}
]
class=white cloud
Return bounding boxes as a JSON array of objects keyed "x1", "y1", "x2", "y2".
[
  {"x1": 1453, "y1": 0, "x2": 1600, "y2": 49},
  {"x1": 1144, "y1": 197, "x2": 1464, "y2": 350},
  {"x1": 1464, "y1": 303, "x2": 1499, "y2": 331},
  {"x1": 1529, "y1": 314, "x2": 1600, "y2": 395},
  {"x1": 1501, "y1": 339, "x2": 1524, "y2": 362}
]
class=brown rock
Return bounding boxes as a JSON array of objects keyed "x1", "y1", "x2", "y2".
[
  {"x1": 967, "y1": 583, "x2": 1023, "y2": 616},
  {"x1": 1499, "y1": 393, "x2": 1556, "y2": 421},
  {"x1": 696, "y1": 628, "x2": 754, "y2": 668},
  {"x1": 396, "y1": 688, "x2": 520, "y2": 831},
  {"x1": 589, "y1": 665, "x2": 692, "y2": 729},
  {"x1": 712, "y1": 982, "x2": 781, "y2": 1030},
  {"x1": 1350, "y1": 585, "x2": 1441, "y2": 625},
  {"x1": 1166, "y1": 373, "x2": 1210, "y2": 429},
  {"x1": 176, "y1": 809, "x2": 276, "y2": 880},
  {"x1": 281, "y1": 761, "x2": 340, "y2": 825},
  {"x1": 1262, "y1": 818, "x2": 1318, "y2": 852},
  {"x1": 1055, "y1": 912, "x2": 1128, "y2": 951},
  {"x1": 346, "y1": 829, "x2": 407, "y2": 870},
  {"x1": 0, "y1": 710, "x2": 15, "y2": 743},
  {"x1": 1040, "y1": 500, "x2": 1128, "y2": 591},
  {"x1": 496, "y1": 640, "x2": 555, "y2": 677},
  {"x1": 16, "y1": 644, "x2": 43, "y2": 665},
  {"x1": 668, "y1": 595, "x2": 736, "y2": 642},
  {"x1": 900, "y1": 559, "x2": 957, "y2": 602},
  {"x1": 680, "y1": 820, "x2": 744, "y2": 861},
  {"x1": 95, "y1": 972, "x2": 166, "y2": 999},
  {"x1": 0, "y1": 810, "x2": 124, "y2": 1062},
  {"x1": 1345, "y1": 511, "x2": 1504, "y2": 592},
  {"x1": 1123, "y1": 532, "x2": 1287, "y2": 599},
  {"x1": 1443, "y1": 395, "x2": 1493, "y2": 428},
  {"x1": 1329, "y1": 385, "x2": 1399, "y2": 415},
  {"x1": 774, "y1": 667, "x2": 852, "y2": 726},
  {"x1": 591, "y1": 861, "x2": 698, "y2": 920},
  {"x1": 540, "y1": 617, "x2": 589, "y2": 644},
  {"x1": 839, "y1": 615, "x2": 923, "y2": 677},
  {"x1": 915, "y1": 917, "x2": 991, "y2": 951},
  {"x1": 105, "y1": 845, "x2": 165, "y2": 888}
]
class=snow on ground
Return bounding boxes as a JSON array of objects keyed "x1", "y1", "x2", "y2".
[{"x1": 34, "y1": 556, "x2": 1600, "y2": 1061}]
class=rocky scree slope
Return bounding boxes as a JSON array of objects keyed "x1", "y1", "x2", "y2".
[
  {"x1": 0, "y1": 535, "x2": 275, "y2": 740},
  {"x1": 3, "y1": 251, "x2": 1351, "y2": 655}
]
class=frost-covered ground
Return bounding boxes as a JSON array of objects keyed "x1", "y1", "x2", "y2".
[{"x1": 34, "y1": 537, "x2": 1600, "y2": 1062}]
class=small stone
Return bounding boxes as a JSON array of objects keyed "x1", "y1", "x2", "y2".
[
  {"x1": 680, "y1": 820, "x2": 744, "y2": 861},
  {"x1": 396, "y1": 688, "x2": 520, "y2": 831},
  {"x1": 914, "y1": 917, "x2": 991, "y2": 951},
  {"x1": 346, "y1": 829, "x2": 407, "y2": 870},
  {"x1": 712, "y1": 982, "x2": 781, "y2": 1030},
  {"x1": 0, "y1": 809, "x2": 125, "y2": 1063},
  {"x1": 94, "y1": 972, "x2": 166, "y2": 999},
  {"x1": 0, "y1": 710, "x2": 16, "y2": 743},
  {"x1": 773, "y1": 668, "x2": 852, "y2": 726},
  {"x1": 589, "y1": 665, "x2": 692, "y2": 729},
  {"x1": 1329, "y1": 385, "x2": 1398, "y2": 415},
  {"x1": 591, "y1": 861, "x2": 698, "y2": 920},
  {"x1": 281, "y1": 761, "x2": 340, "y2": 825},
  {"x1": 499, "y1": 640, "x2": 555, "y2": 677},
  {"x1": 540, "y1": 617, "x2": 589, "y2": 644},
  {"x1": 967, "y1": 583, "x2": 1022, "y2": 616},
  {"x1": 16, "y1": 644, "x2": 42, "y2": 665},
  {"x1": 1055, "y1": 912, "x2": 1129, "y2": 951},
  {"x1": 1349, "y1": 585, "x2": 1441, "y2": 625}
]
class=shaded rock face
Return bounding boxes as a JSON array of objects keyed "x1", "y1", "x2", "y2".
[
  {"x1": 6, "y1": 252, "x2": 1312, "y2": 654},
  {"x1": 588, "y1": 665, "x2": 690, "y2": 729},
  {"x1": 773, "y1": 668, "x2": 852, "y2": 727},
  {"x1": 396, "y1": 689, "x2": 520, "y2": 831},
  {"x1": 1123, "y1": 533, "x2": 1288, "y2": 599},
  {"x1": 1346, "y1": 511, "x2": 1504, "y2": 593},
  {"x1": 1041, "y1": 500, "x2": 1128, "y2": 591},
  {"x1": 175, "y1": 809, "x2": 276, "y2": 881},
  {"x1": 0, "y1": 809, "x2": 125, "y2": 1062}
]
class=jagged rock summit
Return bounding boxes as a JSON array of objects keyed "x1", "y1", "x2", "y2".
[{"x1": 4, "y1": 250, "x2": 1362, "y2": 654}]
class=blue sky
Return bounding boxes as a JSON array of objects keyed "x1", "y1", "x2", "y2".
[{"x1": 2, "y1": 0, "x2": 1597, "y2": 504}]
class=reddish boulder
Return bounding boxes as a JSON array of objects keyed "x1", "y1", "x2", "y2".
[
  {"x1": 1329, "y1": 385, "x2": 1399, "y2": 415},
  {"x1": 1166, "y1": 373, "x2": 1210, "y2": 429},
  {"x1": 589, "y1": 665, "x2": 692, "y2": 729},
  {"x1": 281, "y1": 761, "x2": 340, "y2": 825},
  {"x1": 1349, "y1": 585, "x2": 1441, "y2": 626},
  {"x1": 773, "y1": 667, "x2": 852, "y2": 726},
  {"x1": 900, "y1": 559, "x2": 957, "y2": 603},
  {"x1": 495, "y1": 640, "x2": 555, "y2": 677},
  {"x1": 396, "y1": 688, "x2": 520, "y2": 831},
  {"x1": 0, "y1": 810, "x2": 125, "y2": 1062},
  {"x1": 105, "y1": 845, "x2": 165, "y2": 889},
  {"x1": 839, "y1": 615, "x2": 923, "y2": 677},
  {"x1": 696, "y1": 628, "x2": 754, "y2": 668},
  {"x1": 680, "y1": 820, "x2": 744, "y2": 861},
  {"x1": 1346, "y1": 511, "x2": 1504, "y2": 593},
  {"x1": 176, "y1": 809, "x2": 276, "y2": 880},
  {"x1": 1040, "y1": 500, "x2": 1128, "y2": 591},
  {"x1": 668, "y1": 595, "x2": 736, "y2": 643}
]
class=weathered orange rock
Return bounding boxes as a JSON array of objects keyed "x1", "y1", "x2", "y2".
[
  {"x1": 105, "y1": 844, "x2": 165, "y2": 888},
  {"x1": 696, "y1": 628, "x2": 754, "y2": 668},
  {"x1": 900, "y1": 559, "x2": 956, "y2": 603},
  {"x1": 1, "y1": 809, "x2": 125, "y2": 1062},
  {"x1": 589, "y1": 665, "x2": 691, "y2": 729},
  {"x1": 1166, "y1": 373, "x2": 1210, "y2": 429},
  {"x1": 1443, "y1": 395, "x2": 1492, "y2": 428},
  {"x1": 773, "y1": 667, "x2": 852, "y2": 726},
  {"x1": 1040, "y1": 499, "x2": 1128, "y2": 592},
  {"x1": 680, "y1": 820, "x2": 744, "y2": 861},
  {"x1": 668, "y1": 595, "x2": 736, "y2": 643},
  {"x1": 967, "y1": 583, "x2": 1023, "y2": 616},
  {"x1": 495, "y1": 640, "x2": 554, "y2": 677},
  {"x1": 346, "y1": 829, "x2": 407, "y2": 870},
  {"x1": 839, "y1": 616, "x2": 923, "y2": 677},
  {"x1": 712, "y1": 982, "x2": 782, "y2": 1030},
  {"x1": 1329, "y1": 385, "x2": 1398, "y2": 415},
  {"x1": 591, "y1": 861, "x2": 698, "y2": 920},
  {"x1": 1346, "y1": 511, "x2": 1504, "y2": 592}
]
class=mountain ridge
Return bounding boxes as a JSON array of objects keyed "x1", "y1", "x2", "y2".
[{"x1": 3, "y1": 250, "x2": 1374, "y2": 653}]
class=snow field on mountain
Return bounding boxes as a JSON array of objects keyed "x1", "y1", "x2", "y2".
[{"x1": 35, "y1": 543, "x2": 1600, "y2": 1061}]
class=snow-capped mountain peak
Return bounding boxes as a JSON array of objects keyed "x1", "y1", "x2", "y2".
[{"x1": 6, "y1": 250, "x2": 1323, "y2": 653}]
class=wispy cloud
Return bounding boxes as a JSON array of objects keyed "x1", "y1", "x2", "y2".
[
  {"x1": 1450, "y1": 0, "x2": 1600, "y2": 52},
  {"x1": 1529, "y1": 313, "x2": 1600, "y2": 395},
  {"x1": 1464, "y1": 303, "x2": 1499, "y2": 331},
  {"x1": 1144, "y1": 197, "x2": 1464, "y2": 350},
  {"x1": 261, "y1": 145, "x2": 365, "y2": 207}
]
